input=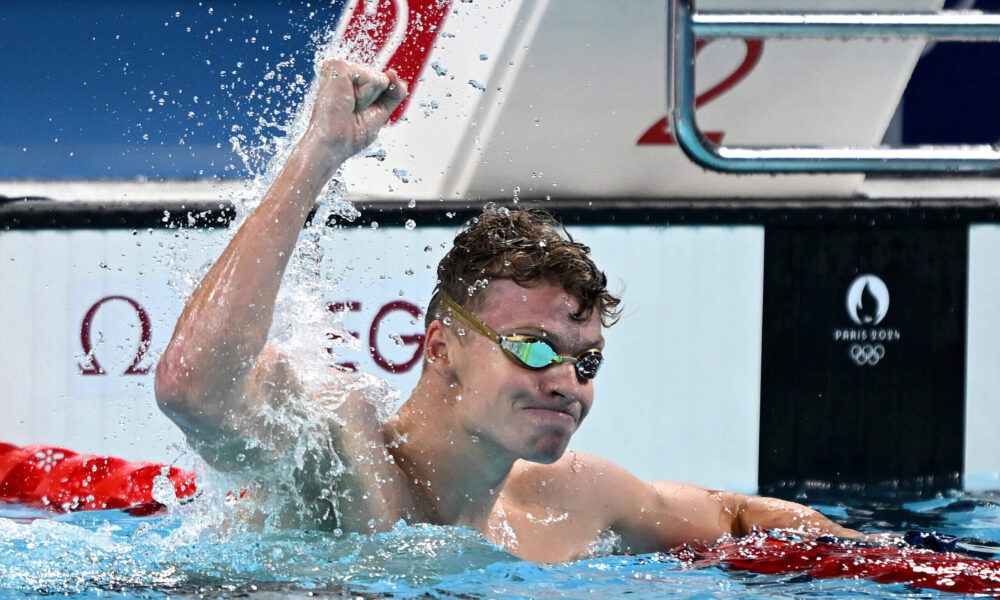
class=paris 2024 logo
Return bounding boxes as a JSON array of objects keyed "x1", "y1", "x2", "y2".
[{"x1": 833, "y1": 274, "x2": 901, "y2": 367}]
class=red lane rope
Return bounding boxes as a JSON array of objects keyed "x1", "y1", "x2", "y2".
[
  {"x1": 675, "y1": 529, "x2": 1000, "y2": 596},
  {"x1": 0, "y1": 442, "x2": 196, "y2": 514}
]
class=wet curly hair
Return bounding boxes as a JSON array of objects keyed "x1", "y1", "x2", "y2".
[{"x1": 426, "y1": 207, "x2": 621, "y2": 329}]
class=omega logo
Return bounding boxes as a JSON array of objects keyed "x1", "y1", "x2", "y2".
[
  {"x1": 78, "y1": 295, "x2": 152, "y2": 376},
  {"x1": 328, "y1": 300, "x2": 426, "y2": 374},
  {"x1": 76, "y1": 296, "x2": 426, "y2": 377}
]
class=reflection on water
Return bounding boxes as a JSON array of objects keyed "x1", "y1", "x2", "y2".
[{"x1": 2, "y1": 491, "x2": 1000, "y2": 599}]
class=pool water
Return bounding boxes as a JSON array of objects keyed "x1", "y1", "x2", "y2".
[{"x1": 2, "y1": 490, "x2": 1000, "y2": 599}]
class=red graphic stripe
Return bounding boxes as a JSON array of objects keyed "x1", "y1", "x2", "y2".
[{"x1": 339, "y1": 0, "x2": 452, "y2": 122}]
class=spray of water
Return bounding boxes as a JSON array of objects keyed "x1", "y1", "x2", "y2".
[{"x1": 151, "y1": 7, "x2": 408, "y2": 536}]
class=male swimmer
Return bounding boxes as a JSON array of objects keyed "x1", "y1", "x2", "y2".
[{"x1": 155, "y1": 59, "x2": 859, "y2": 562}]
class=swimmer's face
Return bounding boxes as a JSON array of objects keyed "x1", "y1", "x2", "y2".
[{"x1": 447, "y1": 280, "x2": 603, "y2": 464}]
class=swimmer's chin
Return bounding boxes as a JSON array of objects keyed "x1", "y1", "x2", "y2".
[{"x1": 518, "y1": 443, "x2": 573, "y2": 465}]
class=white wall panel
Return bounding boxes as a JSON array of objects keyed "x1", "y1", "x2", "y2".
[
  {"x1": 572, "y1": 226, "x2": 764, "y2": 492},
  {"x1": 0, "y1": 222, "x2": 763, "y2": 490},
  {"x1": 966, "y1": 224, "x2": 1000, "y2": 490}
]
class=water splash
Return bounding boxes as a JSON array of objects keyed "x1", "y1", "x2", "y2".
[
  {"x1": 9, "y1": 498, "x2": 985, "y2": 599},
  {"x1": 151, "y1": 5, "x2": 411, "y2": 535},
  {"x1": 0, "y1": 508, "x2": 515, "y2": 597}
]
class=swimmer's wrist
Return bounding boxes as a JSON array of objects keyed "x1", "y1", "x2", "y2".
[{"x1": 298, "y1": 125, "x2": 352, "y2": 170}]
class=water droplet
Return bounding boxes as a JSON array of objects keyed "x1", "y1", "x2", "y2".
[
  {"x1": 467, "y1": 79, "x2": 486, "y2": 91},
  {"x1": 407, "y1": 199, "x2": 416, "y2": 208},
  {"x1": 405, "y1": 219, "x2": 416, "y2": 230},
  {"x1": 370, "y1": 221, "x2": 379, "y2": 230},
  {"x1": 424, "y1": 245, "x2": 433, "y2": 253},
  {"x1": 479, "y1": 53, "x2": 488, "y2": 61}
]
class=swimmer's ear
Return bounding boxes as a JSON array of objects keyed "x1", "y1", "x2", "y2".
[{"x1": 423, "y1": 320, "x2": 455, "y2": 378}]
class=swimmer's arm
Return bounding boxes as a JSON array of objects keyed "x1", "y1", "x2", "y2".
[
  {"x1": 155, "y1": 60, "x2": 407, "y2": 462},
  {"x1": 530, "y1": 454, "x2": 749, "y2": 553},
  {"x1": 614, "y1": 480, "x2": 859, "y2": 553},
  {"x1": 716, "y1": 489, "x2": 861, "y2": 539}
]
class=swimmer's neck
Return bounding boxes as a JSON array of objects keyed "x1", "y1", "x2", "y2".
[{"x1": 386, "y1": 380, "x2": 516, "y2": 530}]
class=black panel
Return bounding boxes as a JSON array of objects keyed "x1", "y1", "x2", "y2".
[
  {"x1": 760, "y1": 226, "x2": 968, "y2": 498},
  {"x1": 3, "y1": 196, "x2": 1000, "y2": 230}
]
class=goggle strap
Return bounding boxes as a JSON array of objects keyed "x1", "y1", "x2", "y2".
[{"x1": 437, "y1": 291, "x2": 502, "y2": 344}]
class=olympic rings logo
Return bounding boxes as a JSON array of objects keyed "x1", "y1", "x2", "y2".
[{"x1": 849, "y1": 344, "x2": 885, "y2": 366}]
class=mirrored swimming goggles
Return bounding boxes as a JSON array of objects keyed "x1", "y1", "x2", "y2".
[{"x1": 437, "y1": 291, "x2": 603, "y2": 380}]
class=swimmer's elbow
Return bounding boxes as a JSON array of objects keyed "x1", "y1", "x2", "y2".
[
  {"x1": 720, "y1": 492, "x2": 754, "y2": 538},
  {"x1": 154, "y1": 355, "x2": 228, "y2": 440},
  {"x1": 154, "y1": 342, "x2": 213, "y2": 424},
  {"x1": 154, "y1": 354, "x2": 191, "y2": 418},
  {"x1": 154, "y1": 339, "x2": 220, "y2": 414}
]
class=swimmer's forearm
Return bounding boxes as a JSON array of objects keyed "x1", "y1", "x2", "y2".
[
  {"x1": 156, "y1": 129, "x2": 348, "y2": 408},
  {"x1": 732, "y1": 495, "x2": 860, "y2": 538}
]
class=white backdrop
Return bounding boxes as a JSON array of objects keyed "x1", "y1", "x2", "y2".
[
  {"x1": 0, "y1": 221, "x2": 764, "y2": 491},
  {"x1": 966, "y1": 224, "x2": 1000, "y2": 490}
]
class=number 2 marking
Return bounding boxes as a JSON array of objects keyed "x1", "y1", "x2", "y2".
[{"x1": 638, "y1": 39, "x2": 764, "y2": 145}]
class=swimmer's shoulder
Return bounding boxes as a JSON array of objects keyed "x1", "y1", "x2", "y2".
[{"x1": 505, "y1": 451, "x2": 649, "y2": 516}]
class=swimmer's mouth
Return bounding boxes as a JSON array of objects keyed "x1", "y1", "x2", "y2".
[{"x1": 524, "y1": 404, "x2": 581, "y2": 423}]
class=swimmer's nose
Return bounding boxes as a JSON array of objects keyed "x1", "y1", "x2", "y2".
[{"x1": 542, "y1": 362, "x2": 589, "y2": 420}]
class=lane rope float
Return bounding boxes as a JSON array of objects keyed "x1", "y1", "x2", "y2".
[
  {"x1": 674, "y1": 528, "x2": 1000, "y2": 596},
  {"x1": 0, "y1": 441, "x2": 196, "y2": 515}
]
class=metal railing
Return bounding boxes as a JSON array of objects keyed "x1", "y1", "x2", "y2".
[{"x1": 668, "y1": 0, "x2": 1000, "y2": 173}]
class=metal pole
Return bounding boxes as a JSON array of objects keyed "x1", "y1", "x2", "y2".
[
  {"x1": 666, "y1": 0, "x2": 1000, "y2": 173},
  {"x1": 693, "y1": 12, "x2": 1000, "y2": 41}
]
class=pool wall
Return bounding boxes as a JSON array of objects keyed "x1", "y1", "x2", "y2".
[{"x1": 2, "y1": 197, "x2": 997, "y2": 497}]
